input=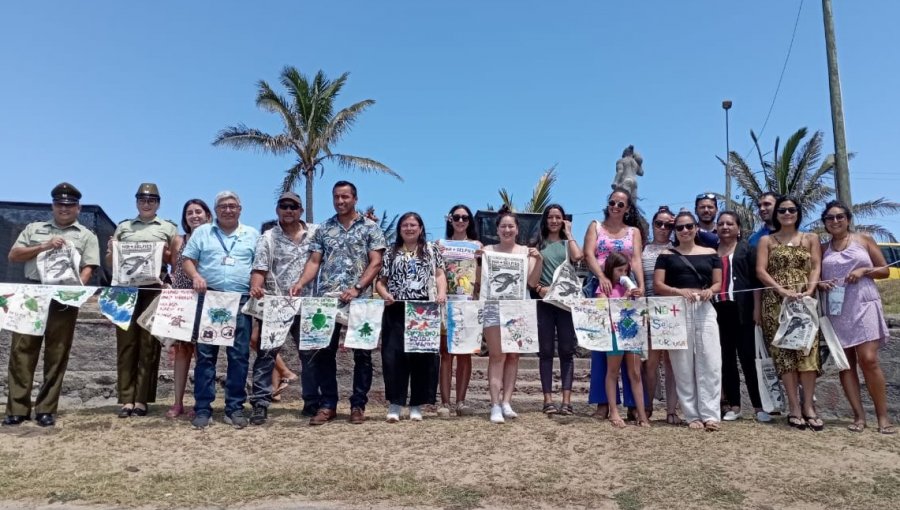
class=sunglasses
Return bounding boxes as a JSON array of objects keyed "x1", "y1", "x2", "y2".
[
  {"x1": 777, "y1": 207, "x2": 798, "y2": 215},
  {"x1": 674, "y1": 223, "x2": 696, "y2": 232},
  {"x1": 653, "y1": 220, "x2": 674, "y2": 230},
  {"x1": 608, "y1": 200, "x2": 627, "y2": 209},
  {"x1": 823, "y1": 213, "x2": 847, "y2": 222},
  {"x1": 278, "y1": 202, "x2": 301, "y2": 211},
  {"x1": 137, "y1": 197, "x2": 159, "y2": 205},
  {"x1": 450, "y1": 214, "x2": 470, "y2": 222},
  {"x1": 696, "y1": 193, "x2": 717, "y2": 200}
]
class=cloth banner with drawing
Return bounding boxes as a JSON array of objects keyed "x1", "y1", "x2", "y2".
[
  {"x1": 137, "y1": 294, "x2": 159, "y2": 333},
  {"x1": 111, "y1": 241, "x2": 164, "y2": 287},
  {"x1": 344, "y1": 299, "x2": 384, "y2": 350},
  {"x1": 570, "y1": 297, "x2": 614, "y2": 352},
  {"x1": 499, "y1": 299, "x2": 538, "y2": 353},
  {"x1": 609, "y1": 298, "x2": 648, "y2": 352},
  {"x1": 404, "y1": 301, "x2": 441, "y2": 353},
  {"x1": 50, "y1": 286, "x2": 98, "y2": 308},
  {"x1": 755, "y1": 326, "x2": 785, "y2": 414},
  {"x1": 98, "y1": 287, "x2": 139, "y2": 330},
  {"x1": 646, "y1": 297, "x2": 688, "y2": 350},
  {"x1": 36, "y1": 240, "x2": 82, "y2": 285},
  {"x1": 543, "y1": 251, "x2": 582, "y2": 310},
  {"x1": 772, "y1": 296, "x2": 819, "y2": 354},
  {"x1": 440, "y1": 240, "x2": 479, "y2": 300},
  {"x1": 298, "y1": 297, "x2": 338, "y2": 350},
  {"x1": 260, "y1": 295, "x2": 301, "y2": 350},
  {"x1": 481, "y1": 251, "x2": 528, "y2": 301},
  {"x1": 151, "y1": 289, "x2": 198, "y2": 342},
  {"x1": 0, "y1": 284, "x2": 20, "y2": 330},
  {"x1": 446, "y1": 300, "x2": 483, "y2": 354},
  {"x1": 196, "y1": 290, "x2": 240, "y2": 347},
  {"x1": 2, "y1": 285, "x2": 53, "y2": 336}
]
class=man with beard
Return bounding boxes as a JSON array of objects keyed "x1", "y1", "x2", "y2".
[
  {"x1": 695, "y1": 192, "x2": 719, "y2": 249},
  {"x1": 748, "y1": 192, "x2": 779, "y2": 248}
]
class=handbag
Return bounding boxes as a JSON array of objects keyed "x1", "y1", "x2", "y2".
[
  {"x1": 772, "y1": 296, "x2": 820, "y2": 354},
  {"x1": 544, "y1": 242, "x2": 582, "y2": 310},
  {"x1": 755, "y1": 325, "x2": 785, "y2": 414},
  {"x1": 817, "y1": 294, "x2": 850, "y2": 374}
]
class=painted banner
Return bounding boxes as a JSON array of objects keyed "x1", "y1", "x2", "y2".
[
  {"x1": 98, "y1": 287, "x2": 139, "y2": 330},
  {"x1": 260, "y1": 295, "x2": 301, "y2": 350},
  {"x1": 544, "y1": 258, "x2": 582, "y2": 310},
  {"x1": 298, "y1": 297, "x2": 338, "y2": 350},
  {"x1": 570, "y1": 298, "x2": 614, "y2": 352},
  {"x1": 2, "y1": 285, "x2": 53, "y2": 336},
  {"x1": 111, "y1": 241, "x2": 164, "y2": 287},
  {"x1": 51, "y1": 286, "x2": 99, "y2": 308},
  {"x1": 481, "y1": 251, "x2": 528, "y2": 300},
  {"x1": 344, "y1": 299, "x2": 384, "y2": 350},
  {"x1": 610, "y1": 298, "x2": 648, "y2": 352},
  {"x1": 151, "y1": 289, "x2": 198, "y2": 342},
  {"x1": 197, "y1": 290, "x2": 240, "y2": 347},
  {"x1": 646, "y1": 297, "x2": 688, "y2": 350},
  {"x1": 446, "y1": 300, "x2": 483, "y2": 354},
  {"x1": 404, "y1": 301, "x2": 441, "y2": 353},
  {"x1": 440, "y1": 240, "x2": 479, "y2": 300},
  {"x1": 136, "y1": 294, "x2": 160, "y2": 332},
  {"x1": 36, "y1": 241, "x2": 82, "y2": 285},
  {"x1": 773, "y1": 296, "x2": 820, "y2": 354},
  {"x1": 0, "y1": 284, "x2": 19, "y2": 330},
  {"x1": 499, "y1": 299, "x2": 538, "y2": 353}
]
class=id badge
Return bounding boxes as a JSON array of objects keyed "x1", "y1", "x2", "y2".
[
  {"x1": 828, "y1": 285, "x2": 845, "y2": 316},
  {"x1": 223, "y1": 256, "x2": 235, "y2": 266}
]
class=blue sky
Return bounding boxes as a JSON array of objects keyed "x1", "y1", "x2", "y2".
[{"x1": 2, "y1": 1, "x2": 898, "y2": 240}]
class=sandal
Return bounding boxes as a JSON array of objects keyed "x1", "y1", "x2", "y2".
[
  {"x1": 592, "y1": 405, "x2": 609, "y2": 420},
  {"x1": 878, "y1": 425, "x2": 897, "y2": 435},
  {"x1": 542, "y1": 403, "x2": 558, "y2": 415},
  {"x1": 273, "y1": 381, "x2": 290, "y2": 397},
  {"x1": 558, "y1": 404, "x2": 574, "y2": 416},
  {"x1": 803, "y1": 414, "x2": 824, "y2": 432},
  {"x1": 688, "y1": 420, "x2": 704, "y2": 430},
  {"x1": 846, "y1": 422, "x2": 866, "y2": 433},
  {"x1": 165, "y1": 405, "x2": 184, "y2": 419},
  {"x1": 117, "y1": 406, "x2": 133, "y2": 419},
  {"x1": 704, "y1": 421, "x2": 720, "y2": 432},
  {"x1": 609, "y1": 416, "x2": 626, "y2": 429},
  {"x1": 666, "y1": 413, "x2": 683, "y2": 426},
  {"x1": 788, "y1": 415, "x2": 808, "y2": 430},
  {"x1": 132, "y1": 406, "x2": 148, "y2": 417}
]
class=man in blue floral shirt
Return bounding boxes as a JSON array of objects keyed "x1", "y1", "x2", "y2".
[{"x1": 291, "y1": 181, "x2": 386, "y2": 425}]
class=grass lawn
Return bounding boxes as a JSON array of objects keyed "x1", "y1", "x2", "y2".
[{"x1": 878, "y1": 279, "x2": 900, "y2": 315}]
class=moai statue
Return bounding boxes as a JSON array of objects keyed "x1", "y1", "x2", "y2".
[{"x1": 611, "y1": 145, "x2": 643, "y2": 199}]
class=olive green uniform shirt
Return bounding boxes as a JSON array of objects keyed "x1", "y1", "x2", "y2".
[
  {"x1": 15, "y1": 220, "x2": 100, "y2": 282},
  {"x1": 113, "y1": 216, "x2": 178, "y2": 244}
]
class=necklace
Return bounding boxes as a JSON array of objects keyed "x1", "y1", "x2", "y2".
[
  {"x1": 775, "y1": 231, "x2": 799, "y2": 247},
  {"x1": 830, "y1": 235, "x2": 850, "y2": 252}
]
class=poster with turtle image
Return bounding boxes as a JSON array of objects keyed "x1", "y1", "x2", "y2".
[
  {"x1": 439, "y1": 240, "x2": 479, "y2": 300},
  {"x1": 609, "y1": 298, "x2": 648, "y2": 352},
  {"x1": 543, "y1": 257, "x2": 581, "y2": 310},
  {"x1": 0, "y1": 284, "x2": 20, "y2": 330},
  {"x1": 570, "y1": 298, "x2": 614, "y2": 352},
  {"x1": 196, "y1": 290, "x2": 240, "y2": 347},
  {"x1": 404, "y1": 301, "x2": 441, "y2": 353},
  {"x1": 298, "y1": 297, "x2": 338, "y2": 350},
  {"x1": 498, "y1": 299, "x2": 538, "y2": 353},
  {"x1": 261, "y1": 295, "x2": 301, "y2": 350},
  {"x1": 481, "y1": 251, "x2": 528, "y2": 301},
  {"x1": 2, "y1": 285, "x2": 53, "y2": 336},
  {"x1": 111, "y1": 241, "x2": 164, "y2": 287},
  {"x1": 51, "y1": 286, "x2": 99, "y2": 308},
  {"x1": 152, "y1": 289, "x2": 199, "y2": 342},
  {"x1": 98, "y1": 287, "x2": 139, "y2": 330},
  {"x1": 344, "y1": 299, "x2": 384, "y2": 350},
  {"x1": 772, "y1": 296, "x2": 820, "y2": 354},
  {"x1": 36, "y1": 240, "x2": 82, "y2": 285},
  {"x1": 446, "y1": 300, "x2": 483, "y2": 354}
]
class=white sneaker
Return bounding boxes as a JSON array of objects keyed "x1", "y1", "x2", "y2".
[
  {"x1": 409, "y1": 406, "x2": 423, "y2": 421},
  {"x1": 490, "y1": 404, "x2": 505, "y2": 424},
  {"x1": 755, "y1": 411, "x2": 773, "y2": 423},
  {"x1": 436, "y1": 405, "x2": 451, "y2": 418},
  {"x1": 723, "y1": 410, "x2": 742, "y2": 421},
  {"x1": 501, "y1": 402, "x2": 518, "y2": 419},
  {"x1": 456, "y1": 401, "x2": 474, "y2": 416},
  {"x1": 386, "y1": 404, "x2": 401, "y2": 423}
]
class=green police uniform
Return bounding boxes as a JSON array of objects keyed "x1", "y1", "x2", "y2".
[
  {"x1": 5, "y1": 183, "x2": 100, "y2": 420},
  {"x1": 112, "y1": 212, "x2": 178, "y2": 406}
]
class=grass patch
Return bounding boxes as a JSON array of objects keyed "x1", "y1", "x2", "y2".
[
  {"x1": 877, "y1": 279, "x2": 900, "y2": 315},
  {"x1": 613, "y1": 487, "x2": 643, "y2": 510}
]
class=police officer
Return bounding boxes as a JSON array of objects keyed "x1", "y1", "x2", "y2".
[
  {"x1": 106, "y1": 183, "x2": 178, "y2": 418},
  {"x1": 3, "y1": 183, "x2": 100, "y2": 427}
]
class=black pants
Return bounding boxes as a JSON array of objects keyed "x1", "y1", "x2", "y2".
[
  {"x1": 714, "y1": 301, "x2": 762, "y2": 408},
  {"x1": 381, "y1": 302, "x2": 436, "y2": 406},
  {"x1": 302, "y1": 324, "x2": 373, "y2": 411},
  {"x1": 537, "y1": 301, "x2": 577, "y2": 393}
]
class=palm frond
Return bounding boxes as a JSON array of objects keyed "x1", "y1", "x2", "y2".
[
  {"x1": 321, "y1": 99, "x2": 376, "y2": 147},
  {"x1": 329, "y1": 154, "x2": 402, "y2": 180},
  {"x1": 727, "y1": 151, "x2": 764, "y2": 200},
  {"x1": 774, "y1": 128, "x2": 807, "y2": 193},
  {"x1": 212, "y1": 125, "x2": 292, "y2": 155},
  {"x1": 851, "y1": 223, "x2": 898, "y2": 242},
  {"x1": 788, "y1": 130, "x2": 823, "y2": 194},
  {"x1": 280, "y1": 66, "x2": 313, "y2": 132},
  {"x1": 279, "y1": 161, "x2": 306, "y2": 193},
  {"x1": 524, "y1": 165, "x2": 558, "y2": 213},
  {"x1": 255, "y1": 81, "x2": 303, "y2": 144},
  {"x1": 851, "y1": 198, "x2": 900, "y2": 219},
  {"x1": 498, "y1": 189, "x2": 515, "y2": 211}
]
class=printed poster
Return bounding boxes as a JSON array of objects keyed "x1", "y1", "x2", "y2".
[
  {"x1": 544, "y1": 258, "x2": 582, "y2": 309},
  {"x1": 298, "y1": 297, "x2": 338, "y2": 350},
  {"x1": 481, "y1": 251, "x2": 528, "y2": 300},
  {"x1": 111, "y1": 241, "x2": 164, "y2": 287},
  {"x1": 260, "y1": 295, "x2": 301, "y2": 350},
  {"x1": 570, "y1": 298, "x2": 614, "y2": 352},
  {"x1": 51, "y1": 286, "x2": 99, "y2": 308},
  {"x1": 440, "y1": 240, "x2": 479, "y2": 300},
  {"x1": 2, "y1": 285, "x2": 53, "y2": 336},
  {"x1": 344, "y1": 299, "x2": 384, "y2": 350},
  {"x1": 36, "y1": 241, "x2": 82, "y2": 285},
  {"x1": 98, "y1": 287, "x2": 139, "y2": 330},
  {"x1": 610, "y1": 298, "x2": 648, "y2": 352},
  {"x1": 152, "y1": 289, "x2": 199, "y2": 343},
  {"x1": 404, "y1": 301, "x2": 441, "y2": 353},
  {"x1": 0, "y1": 284, "x2": 20, "y2": 330},
  {"x1": 647, "y1": 297, "x2": 688, "y2": 350},
  {"x1": 446, "y1": 300, "x2": 483, "y2": 354},
  {"x1": 197, "y1": 290, "x2": 240, "y2": 347},
  {"x1": 773, "y1": 296, "x2": 820, "y2": 354},
  {"x1": 498, "y1": 300, "x2": 538, "y2": 353}
]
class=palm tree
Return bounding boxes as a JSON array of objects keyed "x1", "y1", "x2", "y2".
[
  {"x1": 213, "y1": 66, "x2": 401, "y2": 222},
  {"x1": 363, "y1": 206, "x2": 398, "y2": 240},
  {"x1": 497, "y1": 165, "x2": 558, "y2": 212},
  {"x1": 728, "y1": 127, "x2": 899, "y2": 241}
]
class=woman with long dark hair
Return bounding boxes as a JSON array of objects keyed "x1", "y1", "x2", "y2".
[{"x1": 375, "y1": 212, "x2": 448, "y2": 422}]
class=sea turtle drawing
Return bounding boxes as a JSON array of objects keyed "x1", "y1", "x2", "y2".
[
  {"x1": 358, "y1": 322, "x2": 374, "y2": 337},
  {"x1": 311, "y1": 308, "x2": 329, "y2": 330},
  {"x1": 207, "y1": 307, "x2": 233, "y2": 325},
  {"x1": 56, "y1": 290, "x2": 87, "y2": 302},
  {"x1": 782, "y1": 317, "x2": 809, "y2": 341},
  {"x1": 0, "y1": 293, "x2": 13, "y2": 312},
  {"x1": 552, "y1": 281, "x2": 580, "y2": 297},
  {"x1": 21, "y1": 296, "x2": 40, "y2": 313},
  {"x1": 122, "y1": 254, "x2": 152, "y2": 276},
  {"x1": 492, "y1": 273, "x2": 520, "y2": 293},
  {"x1": 169, "y1": 316, "x2": 188, "y2": 327},
  {"x1": 47, "y1": 258, "x2": 73, "y2": 278}
]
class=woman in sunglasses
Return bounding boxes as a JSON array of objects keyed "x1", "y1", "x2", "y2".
[
  {"x1": 756, "y1": 196, "x2": 823, "y2": 430},
  {"x1": 654, "y1": 211, "x2": 723, "y2": 431},
  {"x1": 642, "y1": 206, "x2": 681, "y2": 424},
  {"x1": 584, "y1": 188, "x2": 647, "y2": 420},
  {"x1": 819, "y1": 201, "x2": 894, "y2": 434}
]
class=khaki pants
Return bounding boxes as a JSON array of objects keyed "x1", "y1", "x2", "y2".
[
  {"x1": 115, "y1": 288, "x2": 161, "y2": 404},
  {"x1": 5, "y1": 301, "x2": 79, "y2": 416}
]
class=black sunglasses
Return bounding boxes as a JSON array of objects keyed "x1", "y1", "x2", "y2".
[
  {"x1": 450, "y1": 214, "x2": 470, "y2": 222},
  {"x1": 823, "y1": 213, "x2": 847, "y2": 222},
  {"x1": 608, "y1": 200, "x2": 627, "y2": 209},
  {"x1": 777, "y1": 207, "x2": 798, "y2": 215},
  {"x1": 653, "y1": 220, "x2": 674, "y2": 230},
  {"x1": 674, "y1": 223, "x2": 696, "y2": 232},
  {"x1": 696, "y1": 193, "x2": 717, "y2": 201},
  {"x1": 278, "y1": 203, "x2": 301, "y2": 211}
]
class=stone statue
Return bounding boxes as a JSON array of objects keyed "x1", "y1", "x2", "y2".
[{"x1": 611, "y1": 145, "x2": 643, "y2": 198}]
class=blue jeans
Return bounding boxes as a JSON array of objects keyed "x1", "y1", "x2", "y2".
[
  {"x1": 250, "y1": 316, "x2": 301, "y2": 408},
  {"x1": 194, "y1": 295, "x2": 251, "y2": 416},
  {"x1": 304, "y1": 325, "x2": 372, "y2": 411}
]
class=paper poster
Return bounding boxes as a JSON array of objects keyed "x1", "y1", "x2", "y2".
[
  {"x1": 0, "y1": 284, "x2": 20, "y2": 330},
  {"x1": 36, "y1": 241, "x2": 82, "y2": 285},
  {"x1": 260, "y1": 295, "x2": 301, "y2": 350},
  {"x1": 50, "y1": 286, "x2": 98, "y2": 308},
  {"x1": 152, "y1": 289, "x2": 199, "y2": 342},
  {"x1": 111, "y1": 241, "x2": 164, "y2": 287},
  {"x1": 446, "y1": 300, "x2": 483, "y2": 354},
  {"x1": 344, "y1": 299, "x2": 384, "y2": 350},
  {"x1": 499, "y1": 300, "x2": 539, "y2": 353},
  {"x1": 137, "y1": 294, "x2": 160, "y2": 332},
  {"x1": 99, "y1": 287, "x2": 139, "y2": 330},
  {"x1": 610, "y1": 298, "x2": 648, "y2": 352},
  {"x1": 197, "y1": 290, "x2": 240, "y2": 347},
  {"x1": 647, "y1": 297, "x2": 688, "y2": 350},
  {"x1": 570, "y1": 298, "x2": 614, "y2": 352},
  {"x1": 404, "y1": 301, "x2": 441, "y2": 353},
  {"x1": 440, "y1": 240, "x2": 479, "y2": 300},
  {"x1": 481, "y1": 251, "x2": 528, "y2": 300},
  {"x1": 773, "y1": 296, "x2": 820, "y2": 354},
  {"x1": 2, "y1": 285, "x2": 53, "y2": 336},
  {"x1": 298, "y1": 297, "x2": 338, "y2": 350}
]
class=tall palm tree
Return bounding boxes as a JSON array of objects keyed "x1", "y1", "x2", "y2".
[
  {"x1": 213, "y1": 66, "x2": 401, "y2": 222},
  {"x1": 728, "y1": 127, "x2": 899, "y2": 241},
  {"x1": 497, "y1": 165, "x2": 558, "y2": 212}
]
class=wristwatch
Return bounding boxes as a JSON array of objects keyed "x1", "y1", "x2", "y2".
[{"x1": 353, "y1": 283, "x2": 364, "y2": 292}]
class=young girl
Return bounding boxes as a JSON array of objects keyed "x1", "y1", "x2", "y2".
[{"x1": 603, "y1": 252, "x2": 649, "y2": 428}]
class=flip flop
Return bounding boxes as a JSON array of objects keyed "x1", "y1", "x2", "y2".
[
  {"x1": 846, "y1": 422, "x2": 866, "y2": 433},
  {"x1": 273, "y1": 381, "x2": 290, "y2": 397},
  {"x1": 878, "y1": 425, "x2": 897, "y2": 435}
]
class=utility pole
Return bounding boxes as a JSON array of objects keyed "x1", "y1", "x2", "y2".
[
  {"x1": 822, "y1": 0, "x2": 852, "y2": 206},
  {"x1": 722, "y1": 100, "x2": 733, "y2": 209}
]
